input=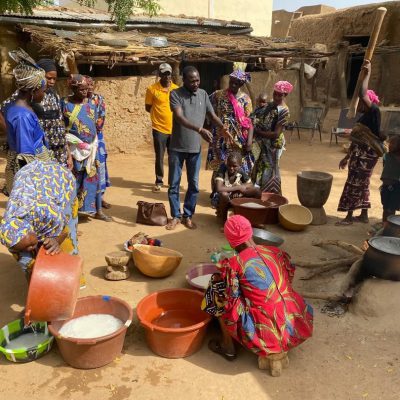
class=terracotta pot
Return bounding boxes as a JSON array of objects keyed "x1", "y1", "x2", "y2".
[
  {"x1": 260, "y1": 193, "x2": 289, "y2": 224},
  {"x1": 362, "y1": 237, "x2": 400, "y2": 281},
  {"x1": 136, "y1": 289, "x2": 211, "y2": 358},
  {"x1": 231, "y1": 197, "x2": 270, "y2": 227},
  {"x1": 25, "y1": 247, "x2": 83, "y2": 325},
  {"x1": 382, "y1": 215, "x2": 400, "y2": 238},
  {"x1": 132, "y1": 245, "x2": 183, "y2": 278},
  {"x1": 49, "y1": 295, "x2": 133, "y2": 369},
  {"x1": 297, "y1": 171, "x2": 333, "y2": 208}
]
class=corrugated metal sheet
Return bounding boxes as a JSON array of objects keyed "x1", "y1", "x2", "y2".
[{"x1": 0, "y1": 9, "x2": 250, "y2": 28}]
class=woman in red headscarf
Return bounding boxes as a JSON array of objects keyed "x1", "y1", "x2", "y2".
[
  {"x1": 251, "y1": 80, "x2": 293, "y2": 194},
  {"x1": 202, "y1": 215, "x2": 313, "y2": 376},
  {"x1": 336, "y1": 60, "x2": 386, "y2": 225}
]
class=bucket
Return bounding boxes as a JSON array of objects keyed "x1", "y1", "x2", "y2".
[
  {"x1": 137, "y1": 289, "x2": 211, "y2": 358},
  {"x1": 49, "y1": 295, "x2": 133, "y2": 369},
  {"x1": 25, "y1": 247, "x2": 82, "y2": 325}
]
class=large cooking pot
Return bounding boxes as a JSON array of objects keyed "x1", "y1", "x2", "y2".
[
  {"x1": 362, "y1": 236, "x2": 400, "y2": 281},
  {"x1": 382, "y1": 215, "x2": 400, "y2": 238}
]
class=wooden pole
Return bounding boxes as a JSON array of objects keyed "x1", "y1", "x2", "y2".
[
  {"x1": 347, "y1": 7, "x2": 387, "y2": 118},
  {"x1": 299, "y1": 58, "x2": 305, "y2": 108}
]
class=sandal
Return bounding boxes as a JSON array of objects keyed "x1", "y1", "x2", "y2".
[
  {"x1": 166, "y1": 218, "x2": 181, "y2": 230},
  {"x1": 102, "y1": 200, "x2": 112, "y2": 209},
  {"x1": 182, "y1": 217, "x2": 197, "y2": 230},
  {"x1": 208, "y1": 339, "x2": 237, "y2": 361},
  {"x1": 335, "y1": 219, "x2": 353, "y2": 226},
  {"x1": 94, "y1": 212, "x2": 113, "y2": 222},
  {"x1": 152, "y1": 185, "x2": 162, "y2": 193}
]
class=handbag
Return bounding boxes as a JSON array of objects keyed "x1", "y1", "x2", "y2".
[{"x1": 136, "y1": 201, "x2": 168, "y2": 226}]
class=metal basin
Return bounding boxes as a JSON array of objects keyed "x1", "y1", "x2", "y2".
[
  {"x1": 382, "y1": 215, "x2": 400, "y2": 238},
  {"x1": 252, "y1": 228, "x2": 284, "y2": 247}
]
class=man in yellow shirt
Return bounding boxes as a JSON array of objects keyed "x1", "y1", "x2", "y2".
[{"x1": 145, "y1": 63, "x2": 178, "y2": 192}]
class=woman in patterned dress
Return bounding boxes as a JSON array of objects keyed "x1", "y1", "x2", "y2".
[
  {"x1": 206, "y1": 70, "x2": 254, "y2": 192},
  {"x1": 61, "y1": 74, "x2": 111, "y2": 222},
  {"x1": 202, "y1": 215, "x2": 313, "y2": 376},
  {"x1": 336, "y1": 60, "x2": 386, "y2": 225},
  {"x1": 0, "y1": 160, "x2": 78, "y2": 280},
  {"x1": 34, "y1": 59, "x2": 71, "y2": 167},
  {"x1": 251, "y1": 81, "x2": 293, "y2": 194},
  {"x1": 86, "y1": 76, "x2": 111, "y2": 209}
]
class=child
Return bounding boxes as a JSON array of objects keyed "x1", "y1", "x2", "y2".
[
  {"x1": 380, "y1": 135, "x2": 400, "y2": 223},
  {"x1": 212, "y1": 152, "x2": 261, "y2": 223}
]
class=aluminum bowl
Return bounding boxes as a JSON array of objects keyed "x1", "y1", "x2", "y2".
[{"x1": 252, "y1": 228, "x2": 284, "y2": 247}]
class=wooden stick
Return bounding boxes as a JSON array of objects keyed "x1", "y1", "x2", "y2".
[
  {"x1": 311, "y1": 239, "x2": 364, "y2": 255},
  {"x1": 300, "y1": 263, "x2": 352, "y2": 280},
  {"x1": 298, "y1": 291, "x2": 343, "y2": 302},
  {"x1": 347, "y1": 7, "x2": 387, "y2": 118},
  {"x1": 295, "y1": 256, "x2": 359, "y2": 269}
]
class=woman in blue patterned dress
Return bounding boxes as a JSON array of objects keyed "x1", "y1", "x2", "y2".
[
  {"x1": 251, "y1": 81, "x2": 293, "y2": 194},
  {"x1": 0, "y1": 160, "x2": 78, "y2": 279},
  {"x1": 86, "y1": 76, "x2": 111, "y2": 209},
  {"x1": 61, "y1": 74, "x2": 111, "y2": 222},
  {"x1": 207, "y1": 70, "x2": 254, "y2": 193}
]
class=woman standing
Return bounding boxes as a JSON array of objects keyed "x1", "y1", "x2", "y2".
[
  {"x1": 337, "y1": 60, "x2": 385, "y2": 225},
  {"x1": 251, "y1": 81, "x2": 292, "y2": 194},
  {"x1": 61, "y1": 74, "x2": 111, "y2": 222},
  {"x1": 2, "y1": 49, "x2": 53, "y2": 193},
  {"x1": 34, "y1": 58, "x2": 71, "y2": 167},
  {"x1": 86, "y1": 76, "x2": 111, "y2": 209},
  {"x1": 206, "y1": 70, "x2": 254, "y2": 180},
  {"x1": 202, "y1": 215, "x2": 313, "y2": 376},
  {"x1": 0, "y1": 160, "x2": 78, "y2": 279}
]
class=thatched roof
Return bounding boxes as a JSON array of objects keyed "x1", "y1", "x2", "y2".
[{"x1": 20, "y1": 25, "x2": 332, "y2": 67}]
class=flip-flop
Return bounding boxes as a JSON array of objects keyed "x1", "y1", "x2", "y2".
[
  {"x1": 353, "y1": 216, "x2": 369, "y2": 224},
  {"x1": 166, "y1": 218, "x2": 181, "y2": 230},
  {"x1": 208, "y1": 339, "x2": 237, "y2": 361},
  {"x1": 335, "y1": 220, "x2": 353, "y2": 226},
  {"x1": 102, "y1": 200, "x2": 112, "y2": 209},
  {"x1": 94, "y1": 213, "x2": 113, "y2": 222}
]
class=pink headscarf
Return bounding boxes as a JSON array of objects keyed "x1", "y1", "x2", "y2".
[
  {"x1": 367, "y1": 89, "x2": 380, "y2": 104},
  {"x1": 274, "y1": 81, "x2": 293, "y2": 95},
  {"x1": 224, "y1": 215, "x2": 253, "y2": 248}
]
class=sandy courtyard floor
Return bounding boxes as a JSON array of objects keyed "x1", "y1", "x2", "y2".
[{"x1": 0, "y1": 133, "x2": 399, "y2": 400}]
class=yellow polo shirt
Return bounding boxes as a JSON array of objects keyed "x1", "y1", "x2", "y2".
[{"x1": 145, "y1": 81, "x2": 179, "y2": 134}]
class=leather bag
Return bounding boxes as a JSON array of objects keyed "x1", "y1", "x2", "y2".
[{"x1": 136, "y1": 201, "x2": 168, "y2": 226}]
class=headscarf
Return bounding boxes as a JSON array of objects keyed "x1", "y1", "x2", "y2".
[
  {"x1": 9, "y1": 48, "x2": 45, "y2": 91},
  {"x1": 367, "y1": 89, "x2": 380, "y2": 104},
  {"x1": 224, "y1": 215, "x2": 253, "y2": 248},
  {"x1": 230, "y1": 69, "x2": 251, "y2": 83},
  {"x1": 37, "y1": 58, "x2": 57, "y2": 73},
  {"x1": 84, "y1": 75, "x2": 94, "y2": 86},
  {"x1": 68, "y1": 74, "x2": 87, "y2": 88},
  {"x1": 274, "y1": 81, "x2": 293, "y2": 95}
]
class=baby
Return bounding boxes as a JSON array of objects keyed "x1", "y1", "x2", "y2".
[
  {"x1": 212, "y1": 152, "x2": 261, "y2": 223},
  {"x1": 380, "y1": 135, "x2": 400, "y2": 223}
]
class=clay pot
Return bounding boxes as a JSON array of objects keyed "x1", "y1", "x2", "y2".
[
  {"x1": 362, "y1": 237, "x2": 400, "y2": 281},
  {"x1": 382, "y1": 215, "x2": 400, "y2": 238},
  {"x1": 278, "y1": 204, "x2": 313, "y2": 232},
  {"x1": 231, "y1": 197, "x2": 270, "y2": 227},
  {"x1": 132, "y1": 245, "x2": 182, "y2": 278},
  {"x1": 136, "y1": 289, "x2": 211, "y2": 358},
  {"x1": 260, "y1": 193, "x2": 289, "y2": 224},
  {"x1": 25, "y1": 247, "x2": 83, "y2": 325},
  {"x1": 297, "y1": 171, "x2": 333, "y2": 225},
  {"x1": 49, "y1": 295, "x2": 133, "y2": 369}
]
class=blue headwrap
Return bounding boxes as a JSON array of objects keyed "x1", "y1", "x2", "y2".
[{"x1": 230, "y1": 69, "x2": 251, "y2": 83}]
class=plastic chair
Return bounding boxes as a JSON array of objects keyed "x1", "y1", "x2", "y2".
[
  {"x1": 288, "y1": 106, "x2": 324, "y2": 143},
  {"x1": 330, "y1": 108, "x2": 361, "y2": 146}
]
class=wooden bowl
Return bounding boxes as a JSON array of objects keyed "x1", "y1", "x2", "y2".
[
  {"x1": 132, "y1": 245, "x2": 183, "y2": 278},
  {"x1": 278, "y1": 204, "x2": 313, "y2": 232}
]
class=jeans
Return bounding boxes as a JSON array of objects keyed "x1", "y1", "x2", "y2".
[
  {"x1": 153, "y1": 130, "x2": 170, "y2": 185},
  {"x1": 168, "y1": 150, "x2": 201, "y2": 219}
]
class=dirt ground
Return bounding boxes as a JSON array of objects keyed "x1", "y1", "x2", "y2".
[{"x1": 1, "y1": 128, "x2": 400, "y2": 400}]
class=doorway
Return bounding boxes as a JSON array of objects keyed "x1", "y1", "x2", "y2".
[{"x1": 344, "y1": 35, "x2": 370, "y2": 98}]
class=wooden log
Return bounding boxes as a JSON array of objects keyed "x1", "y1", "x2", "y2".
[
  {"x1": 300, "y1": 263, "x2": 352, "y2": 280},
  {"x1": 299, "y1": 59, "x2": 305, "y2": 108},
  {"x1": 347, "y1": 7, "x2": 387, "y2": 118},
  {"x1": 295, "y1": 256, "x2": 359, "y2": 269},
  {"x1": 311, "y1": 239, "x2": 364, "y2": 255}
]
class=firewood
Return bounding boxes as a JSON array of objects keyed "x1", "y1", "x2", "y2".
[
  {"x1": 298, "y1": 291, "x2": 344, "y2": 302},
  {"x1": 294, "y1": 256, "x2": 359, "y2": 269},
  {"x1": 311, "y1": 239, "x2": 364, "y2": 255}
]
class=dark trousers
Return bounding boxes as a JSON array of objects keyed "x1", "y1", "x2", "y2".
[
  {"x1": 153, "y1": 130, "x2": 170, "y2": 185},
  {"x1": 168, "y1": 150, "x2": 201, "y2": 219}
]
